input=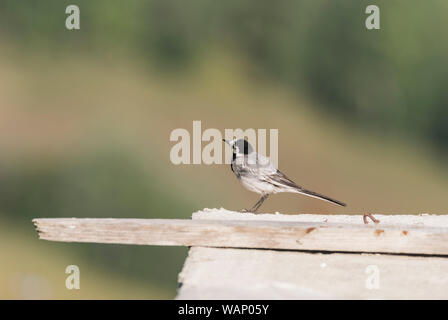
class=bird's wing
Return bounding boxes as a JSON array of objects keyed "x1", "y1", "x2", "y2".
[
  {"x1": 264, "y1": 169, "x2": 303, "y2": 190},
  {"x1": 266, "y1": 170, "x2": 346, "y2": 207}
]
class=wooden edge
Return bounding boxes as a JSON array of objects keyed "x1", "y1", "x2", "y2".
[{"x1": 32, "y1": 217, "x2": 448, "y2": 255}]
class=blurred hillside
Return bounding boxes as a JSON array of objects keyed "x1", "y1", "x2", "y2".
[
  {"x1": 0, "y1": 1, "x2": 447, "y2": 299},
  {"x1": 1, "y1": 0, "x2": 448, "y2": 152}
]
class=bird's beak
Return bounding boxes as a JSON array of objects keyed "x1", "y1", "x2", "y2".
[{"x1": 222, "y1": 139, "x2": 231, "y2": 146}]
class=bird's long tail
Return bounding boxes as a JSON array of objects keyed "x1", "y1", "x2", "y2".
[
  {"x1": 294, "y1": 187, "x2": 346, "y2": 207},
  {"x1": 273, "y1": 170, "x2": 346, "y2": 207}
]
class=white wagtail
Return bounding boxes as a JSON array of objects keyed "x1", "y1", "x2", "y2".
[{"x1": 223, "y1": 138, "x2": 347, "y2": 213}]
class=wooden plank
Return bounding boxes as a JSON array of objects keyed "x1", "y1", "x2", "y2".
[
  {"x1": 33, "y1": 214, "x2": 448, "y2": 255},
  {"x1": 193, "y1": 208, "x2": 448, "y2": 228},
  {"x1": 177, "y1": 247, "x2": 448, "y2": 299}
]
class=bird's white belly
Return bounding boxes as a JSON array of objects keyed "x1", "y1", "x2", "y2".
[{"x1": 239, "y1": 176, "x2": 277, "y2": 195}]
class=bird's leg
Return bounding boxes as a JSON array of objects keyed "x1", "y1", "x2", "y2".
[
  {"x1": 241, "y1": 194, "x2": 269, "y2": 213},
  {"x1": 252, "y1": 194, "x2": 269, "y2": 212},
  {"x1": 363, "y1": 213, "x2": 380, "y2": 224}
]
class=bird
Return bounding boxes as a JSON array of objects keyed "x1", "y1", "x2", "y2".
[{"x1": 223, "y1": 138, "x2": 347, "y2": 213}]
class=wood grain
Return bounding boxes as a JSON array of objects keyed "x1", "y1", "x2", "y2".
[
  {"x1": 177, "y1": 247, "x2": 448, "y2": 299},
  {"x1": 33, "y1": 217, "x2": 448, "y2": 255}
]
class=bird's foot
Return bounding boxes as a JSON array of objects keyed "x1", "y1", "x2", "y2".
[
  {"x1": 240, "y1": 208, "x2": 256, "y2": 214},
  {"x1": 363, "y1": 213, "x2": 380, "y2": 224}
]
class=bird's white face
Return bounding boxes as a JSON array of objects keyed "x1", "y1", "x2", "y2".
[
  {"x1": 223, "y1": 139, "x2": 253, "y2": 155},
  {"x1": 223, "y1": 139, "x2": 240, "y2": 154},
  {"x1": 223, "y1": 139, "x2": 234, "y2": 148}
]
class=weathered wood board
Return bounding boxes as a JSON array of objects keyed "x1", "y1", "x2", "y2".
[
  {"x1": 177, "y1": 247, "x2": 448, "y2": 299},
  {"x1": 33, "y1": 209, "x2": 448, "y2": 255},
  {"x1": 32, "y1": 208, "x2": 448, "y2": 299},
  {"x1": 176, "y1": 209, "x2": 448, "y2": 299}
]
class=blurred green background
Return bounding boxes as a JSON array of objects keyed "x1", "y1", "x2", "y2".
[{"x1": 0, "y1": 0, "x2": 447, "y2": 299}]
